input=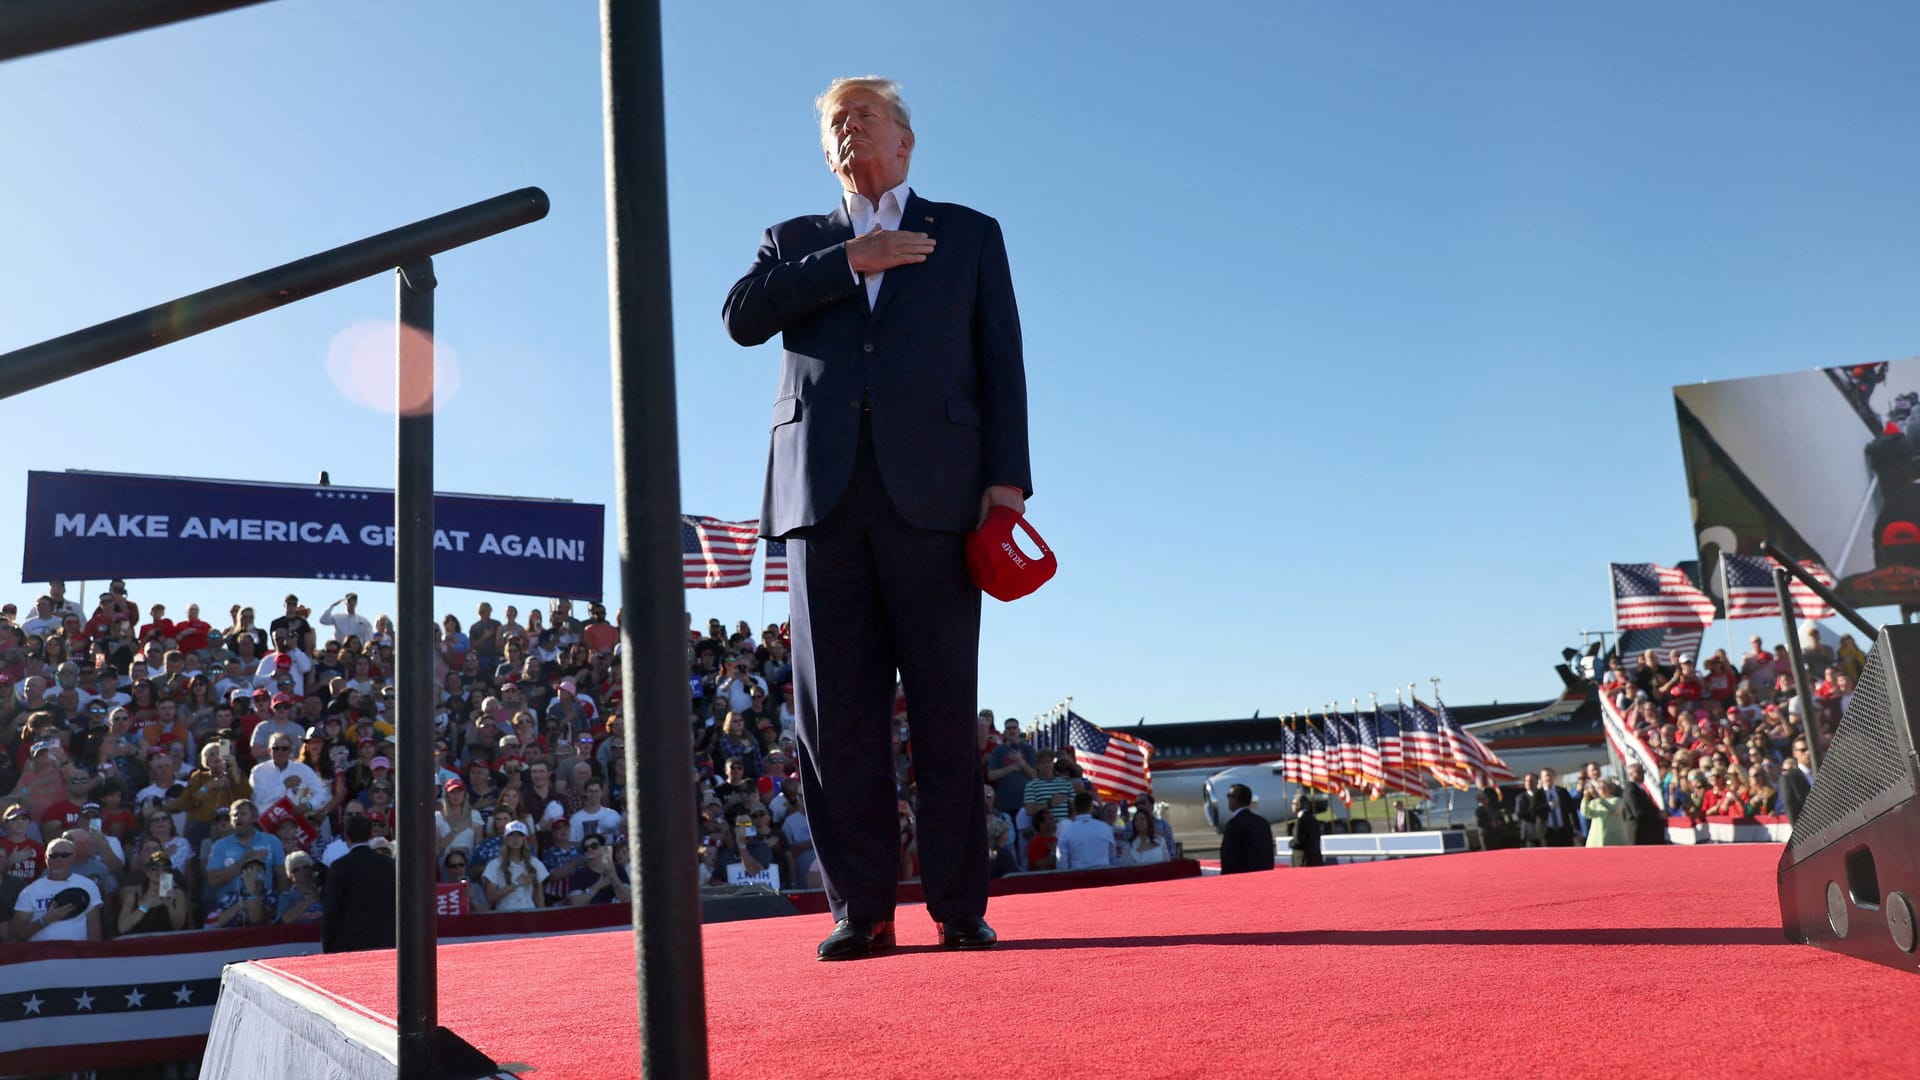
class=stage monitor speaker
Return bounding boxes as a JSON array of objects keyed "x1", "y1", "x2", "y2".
[
  {"x1": 1779, "y1": 623, "x2": 1920, "y2": 974},
  {"x1": 700, "y1": 884, "x2": 799, "y2": 923}
]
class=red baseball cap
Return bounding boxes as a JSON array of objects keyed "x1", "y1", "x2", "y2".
[{"x1": 966, "y1": 505, "x2": 1057, "y2": 602}]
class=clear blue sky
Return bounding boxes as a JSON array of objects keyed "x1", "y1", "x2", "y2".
[{"x1": 2, "y1": 2, "x2": 1915, "y2": 726}]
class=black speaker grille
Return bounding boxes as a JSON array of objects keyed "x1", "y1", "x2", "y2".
[{"x1": 1787, "y1": 640, "x2": 1916, "y2": 855}]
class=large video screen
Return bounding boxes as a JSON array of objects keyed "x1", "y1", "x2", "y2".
[{"x1": 1675, "y1": 358, "x2": 1920, "y2": 610}]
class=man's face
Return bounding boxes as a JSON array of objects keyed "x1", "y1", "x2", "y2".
[
  {"x1": 822, "y1": 88, "x2": 912, "y2": 186},
  {"x1": 44, "y1": 841, "x2": 76, "y2": 879},
  {"x1": 232, "y1": 802, "x2": 257, "y2": 831},
  {"x1": 1793, "y1": 741, "x2": 1811, "y2": 765},
  {"x1": 1540, "y1": 770, "x2": 1555, "y2": 786},
  {"x1": 530, "y1": 762, "x2": 549, "y2": 785}
]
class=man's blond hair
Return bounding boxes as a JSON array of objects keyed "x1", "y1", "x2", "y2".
[{"x1": 816, "y1": 76, "x2": 912, "y2": 152}]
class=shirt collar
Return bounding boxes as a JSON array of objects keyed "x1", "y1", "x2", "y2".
[{"x1": 844, "y1": 180, "x2": 912, "y2": 224}]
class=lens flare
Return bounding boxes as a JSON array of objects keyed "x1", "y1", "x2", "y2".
[{"x1": 324, "y1": 319, "x2": 462, "y2": 416}]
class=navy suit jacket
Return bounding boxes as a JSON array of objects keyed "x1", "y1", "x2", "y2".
[
  {"x1": 321, "y1": 844, "x2": 395, "y2": 954},
  {"x1": 723, "y1": 190, "x2": 1032, "y2": 538}
]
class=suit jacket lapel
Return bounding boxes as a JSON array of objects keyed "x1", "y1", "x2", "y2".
[{"x1": 869, "y1": 191, "x2": 936, "y2": 324}]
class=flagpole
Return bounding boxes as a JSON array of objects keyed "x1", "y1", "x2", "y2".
[
  {"x1": 1368, "y1": 692, "x2": 1381, "y2": 809},
  {"x1": 1719, "y1": 554, "x2": 1735, "y2": 658},
  {"x1": 1607, "y1": 561, "x2": 1622, "y2": 671}
]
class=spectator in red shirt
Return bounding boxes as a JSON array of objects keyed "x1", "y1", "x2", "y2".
[
  {"x1": 580, "y1": 604, "x2": 619, "y2": 654},
  {"x1": 138, "y1": 605, "x2": 176, "y2": 646},
  {"x1": 1660, "y1": 654, "x2": 1705, "y2": 704},
  {"x1": 1702, "y1": 770, "x2": 1747, "y2": 817},
  {"x1": 171, "y1": 604, "x2": 214, "y2": 654},
  {"x1": 2, "y1": 803, "x2": 45, "y2": 894},
  {"x1": 1701, "y1": 652, "x2": 1739, "y2": 709},
  {"x1": 1026, "y1": 810, "x2": 1058, "y2": 870}
]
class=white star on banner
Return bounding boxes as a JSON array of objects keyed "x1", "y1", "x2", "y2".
[
  {"x1": 21, "y1": 993, "x2": 42, "y2": 1015},
  {"x1": 73, "y1": 990, "x2": 94, "y2": 1011},
  {"x1": 173, "y1": 985, "x2": 193, "y2": 1005},
  {"x1": 124, "y1": 987, "x2": 145, "y2": 1008}
]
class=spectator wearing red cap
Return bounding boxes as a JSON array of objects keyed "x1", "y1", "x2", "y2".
[
  {"x1": 436, "y1": 779, "x2": 481, "y2": 858},
  {"x1": 256, "y1": 629, "x2": 312, "y2": 696},
  {"x1": 248, "y1": 694, "x2": 306, "y2": 758}
]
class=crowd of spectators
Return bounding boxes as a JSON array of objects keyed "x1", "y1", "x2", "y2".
[
  {"x1": 1595, "y1": 626, "x2": 1848, "y2": 828},
  {"x1": 2, "y1": 578, "x2": 1169, "y2": 944}
]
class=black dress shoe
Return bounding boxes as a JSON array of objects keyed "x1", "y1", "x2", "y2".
[
  {"x1": 816, "y1": 918, "x2": 896, "y2": 961},
  {"x1": 938, "y1": 915, "x2": 997, "y2": 950}
]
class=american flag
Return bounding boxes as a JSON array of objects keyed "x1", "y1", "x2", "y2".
[
  {"x1": 681, "y1": 516, "x2": 759, "y2": 589},
  {"x1": 1371, "y1": 707, "x2": 1429, "y2": 798},
  {"x1": 1397, "y1": 699, "x2": 1447, "y2": 769},
  {"x1": 1434, "y1": 697, "x2": 1517, "y2": 785},
  {"x1": 1060, "y1": 710, "x2": 1152, "y2": 801},
  {"x1": 1720, "y1": 552, "x2": 1836, "y2": 620},
  {"x1": 1615, "y1": 626, "x2": 1707, "y2": 672},
  {"x1": 1328, "y1": 711, "x2": 1361, "y2": 783},
  {"x1": 1278, "y1": 719, "x2": 1302, "y2": 785},
  {"x1": 1302, "y1": 719, "x2": 1332, "y2": 791},
  {"x1": 763, "y1": 539, "x2": 789, "y2": 593},
  {"x1": 1350, "y1": 710, "x2": 1388, "y2": 791},
  {"x1": 1404, "y1": 699, "x2": 1469, "y2": 790},
  {"x1": 1610, "y1": 562, "x2": 1717, "y2": 630}
]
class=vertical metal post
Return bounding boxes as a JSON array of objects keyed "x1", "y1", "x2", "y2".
[
  {"x1": 600, "y1": 3, "x2": 708, "y2": 1079},
  {"x1": 1773, "y1": 567, "x2": 1824, "y2": 771},
  {"x1": 395, "y1": 258, "x2": 439, "y2": 1078}
]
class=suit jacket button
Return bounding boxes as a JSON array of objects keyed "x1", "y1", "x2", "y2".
[{"x1": 862, "y1": 343, "x2": 874, "y2": 353}]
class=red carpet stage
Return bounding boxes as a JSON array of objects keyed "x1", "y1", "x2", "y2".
[{"x1": 208, "y1": 845, "x2": 1920, "y2": 1079}]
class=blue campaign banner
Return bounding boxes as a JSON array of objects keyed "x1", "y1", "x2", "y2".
[{"x1": 23, "y1": 471, "x2": 605, "y2": 600}]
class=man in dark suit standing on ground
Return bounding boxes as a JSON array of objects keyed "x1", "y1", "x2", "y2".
[
  {"x1": 724, "y1": 76, "x2": 1032, "y2": 961},
  {"x1": 1288, "y1": 794, "x2": 1324, "y2": 868},
  {"x1": 322, "y1": 814, "x2": 394, "y2": 954},
  {"x1": 1622, "y1": 762, "x2": 1668, "y2": 845},
  {"x1": 1782, "y1": 737, "x2": 1815, "y2": 824},
  {"x1": 1219, "y1": 784, "x2": 1276, "y2": 874},
  {"x1": 1538, "y1": 768, "x2": 1579, "y2": 847}
]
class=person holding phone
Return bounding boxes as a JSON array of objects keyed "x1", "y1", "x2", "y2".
[
  {"x1": 119, "y1": 850, "x2": 187, "y2": 934},
  {"x1": 208, "y1": 856, "x2": 275, "y2": 928}
]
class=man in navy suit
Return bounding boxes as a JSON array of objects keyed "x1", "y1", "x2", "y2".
[{"x1": 724, "y1": 76, "x2": 1032, "y2": 960}]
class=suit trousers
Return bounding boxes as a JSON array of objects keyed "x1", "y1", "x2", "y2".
[{"x1": 788, "y1": 415, "x2": 988, "y2": 923}]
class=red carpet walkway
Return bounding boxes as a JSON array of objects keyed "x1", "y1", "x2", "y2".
[{"x1": 257, "y1": 845, "x2": 1920, "y2": 1079}]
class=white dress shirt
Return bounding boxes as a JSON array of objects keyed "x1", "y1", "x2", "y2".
[
  {"x1": 1055, "y1": 813, "x2": 1117, "y2": 870},
  {"x1": 845, "y1": 180, "x2": 912, "y2": 308}
]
